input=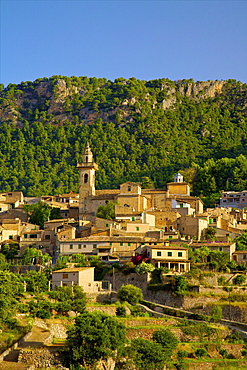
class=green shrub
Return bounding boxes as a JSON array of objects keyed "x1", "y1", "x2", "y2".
[
  {"x1": 177, "y1": 350, "x2": 188, "y2": 359},
  {"x1": 135, "y1": 262, "x2": 155, "y2": 274},
  {"x1": 116, "y1": 306, "x2": 126, "y2": 317},
  {"x1": 241, "y1": 349, "x2": 247, "y2": 357},
  {"x1": 218, "y1": 276, "x2": 227, "y2": 286},
  {"x1": 225, "y1": 330, "x2": 244, "y2": 343},
  {"x1": 211, "y1": 305, "x2": 222, "y2": 322},
  {"x1": 36, "y1": 309, "x2": 51, "y2": 319},
  {"x1": 130, "y1": 306, "x2": 146, "y2": 317},
  {"x1": 219, "y1": 349, "x2": 228, "y2": 358},
  {"x1": 195, "y1": 348, "x2": 208, "y2": 358},
  {"x1": 233, "y1": 274, "x2": 246, "y2": 285},
  {"x1": 117, "y1": 285, "x2": 143, "y2": 305}
]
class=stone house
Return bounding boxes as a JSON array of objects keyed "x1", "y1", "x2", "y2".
[
  {"x1": 52, "y1": 267, "x2": 110, "y2": 292},
  {"x1": 19, "y1": 229, "x2": 56, "y2": 254},
  {"x1": 190, "y1": 241, "x2": 236, "y2": 259},
  {"x1": 177, "y1": 214, "x2": 208, "y2": 240},
  {"x1": 134, "y1": 244, "x2": 190, "y2": 272},
  {"x1": 0, "y1": 191, "x2": 24, "y2": 205},
  {"x1": 232, "y1": 250, "x2": 247, "y2": 264}
]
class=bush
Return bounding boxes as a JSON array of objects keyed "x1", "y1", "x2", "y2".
[
  {"x1": 195, "y1": 348, "x2": 208, "y2": 358},
  {"x1": 225, "y1": 330, "x2": 244, "y2": 343},
  {"x1": 219, "y1": 349, "x2": 228, "y2": 358},
  {"x1": 241, "y1": 349, "x2": 247, "y2": 357},
  {"x1": 217, "y1": 276, "x2": 227, "y2": 286},
  {"x1": 122, "y1": 262, "x2": 136, "y2": 275},
  {"x1": 233, "y1": 274, "x2": 246, "y2": 285},
  {"x1": 117, "y1": 285, "x2": 143, "y2": 305},
  {"x1": 36, "y1": 309, "x2": 51, "y2": 319},
  {"x1": 177, "y1": 350, "x2": 188, "y2": 359},
  {"x1": 116, "y1": 306, "x2": 126, "y2": 317},
  {"x1": 211, "y1": 305, "x2": 222, "y2": 322},
  {"x1": 130, "y1": 306, "x2": 146, "y2": 317},
  {"x1": 135, "y1": 262, "x2": 155, "y2": 274}
]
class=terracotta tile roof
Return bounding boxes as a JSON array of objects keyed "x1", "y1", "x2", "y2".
[
  {"x1": 53, "y1": 267, "x2": 93, "y2": 273},
  {"x1": 191, "y1": 242, "x2": 234, "y2": 247},
  {"x1": 120, "y1": 182, "x2": 141, "y2": 186},
  {"x1": 95, "y1": 189, "x2": 120, "y2": 195},
  {"x1": 140, "y1": 245, "x2": 188, "y2": 250},
  {"x1": 142, "y1": 189, "x2": 166, "y2": 194}
]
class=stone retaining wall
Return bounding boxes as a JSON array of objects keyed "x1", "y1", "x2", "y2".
[
  {"x1": 0, "y1": 331, "x2": 32, "y2": 362},
  {"x1": 18, "y1": 348, "x2": 67, "y2": 369}
]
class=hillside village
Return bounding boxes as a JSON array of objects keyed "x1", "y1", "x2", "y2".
[
  {"x1": 0, "y1": 143, "x2": 247, "y2": 283},
  {"x1": 3, "y1": 143, "x2": 247, "y2": 370}
]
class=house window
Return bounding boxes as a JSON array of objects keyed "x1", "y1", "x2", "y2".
[
  {"x1": 168, "y1": 252, "x2": 172, "y2": 257},
  {"x1": 128, "y1": 186, "x2": 131, "y2": 191},
  {"x1": 128, "y1": 243, "x2": 131, "y2": 246},
  {"x1": 169, "y1": 236, "x2": 172, "y2": 239},
  {"x1": 219, "y1": 247, "x2": 223, "y2": 251},
  {"x1": 93, "y1": 244, "x2": 97, "y2": 249},
  {"x1": 120, "y1": 243, "x2": 123, "y2": 246},
  {"x1": 132, "y1": 217, "x2": 135, "y2": 221},
  {"x1": 106, "y1": 224, "x2": 109, "y2": 227},
  {"x1": 243, "y1": 254, "x2": 247, "y2": 260},
  {"x1": 178, "y1": 252, "x2": 183, "y2": 257},
  {"x1": 63, "y1": 273, "x2": 68, "y2": 279},
  {"x1": 83, "y1": 245, "x2": 86, "y2": 248},
  {"x1": 70, "y1": 244, "x2": 73, "y2": 249},
  {"x1": 136, "y1": 227, "x2": 140, "y2": 231},
  {"x1": 24, "y1": 234, "x2": 28, "y2": 239},
  {"x1": 209, "y1": 219, "x2": 212, "y2": 224},
  {"x1": 180, "y1": 204, "x2": 183, "y2": 208},
  {"x1": 30, "y1": 234, "x2": 38, "y2": 238},
  {"x1": 78, "y1": 244, "x2": 82, "y2": 249},
  {"x1": 157, "y1": 251, "x2": 161, "y2": 256},
  {"x1": 45, "y1": 235, "x2": 50, "y2": 240},
  {"x1": 9, "y1": 235, "x2": 13, "y2": 240},
  {"x1": 110, "y1": 242, "x2": 112, "y2": 246}
]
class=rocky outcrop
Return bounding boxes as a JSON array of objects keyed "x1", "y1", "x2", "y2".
[{"x1": 178, "y1": 80, "x2": 225, "y2": 98}]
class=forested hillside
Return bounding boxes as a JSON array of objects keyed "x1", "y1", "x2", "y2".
[{"x1": 0, "y1": 76, "x2": 247, "y2": 205}]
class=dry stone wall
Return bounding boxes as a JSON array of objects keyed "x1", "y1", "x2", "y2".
[{"x1": 18, "y1": 348, "x2": 67, "y2": 369}]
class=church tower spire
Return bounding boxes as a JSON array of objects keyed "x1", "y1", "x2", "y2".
[{"x1": 77, "y1": 143, "x2": 98, "y2": 219}]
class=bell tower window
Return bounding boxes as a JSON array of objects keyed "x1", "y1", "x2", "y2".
[{"x1": 84, "y1": 174, "x2": 89, "y2": 183}]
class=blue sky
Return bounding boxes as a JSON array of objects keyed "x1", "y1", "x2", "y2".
[{"x1": 1, "y1": 0, "x2": 247, "y2": 86}]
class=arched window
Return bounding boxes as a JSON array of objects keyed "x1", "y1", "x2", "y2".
[
  {"x1": 84, "y1": 174, "x2": 88, "y2": 183},
  {"x1": 86, "y1": 156, "x2": 88, "y2": 163}
]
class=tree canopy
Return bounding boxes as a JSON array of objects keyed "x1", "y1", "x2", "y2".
[{"x1": 66, "y1": 311, "x2": 126, "y2": 367}]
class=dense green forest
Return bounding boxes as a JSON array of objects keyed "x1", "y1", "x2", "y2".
[{"x1": 0, "y1": 76, "x2": 247, "y2": 204}]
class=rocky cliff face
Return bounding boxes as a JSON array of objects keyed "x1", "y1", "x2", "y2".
[{"x1": 0, "y1": 77, "x2": 245, "y2": 126}]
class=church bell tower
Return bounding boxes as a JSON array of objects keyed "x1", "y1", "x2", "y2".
[{"x1": 77, "y1": 143, "x2": 98, "y2": 218}]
